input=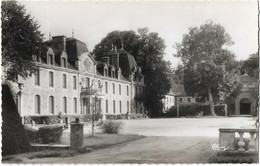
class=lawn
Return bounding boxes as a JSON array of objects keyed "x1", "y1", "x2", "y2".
[{"x1": 2, "y1": 133, "x2": 144, "y2": 163}]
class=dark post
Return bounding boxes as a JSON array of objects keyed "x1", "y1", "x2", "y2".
[{"x1": 70, "y1": 120, "x2": 84, "y2": 148}]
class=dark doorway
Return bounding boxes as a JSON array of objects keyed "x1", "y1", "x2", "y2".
[{"x1": 240, "y1": 98, "x2": 251, "y2": 115}]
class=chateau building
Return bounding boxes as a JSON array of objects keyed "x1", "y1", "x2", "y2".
[{"x1": 7, "y1": 36, "x2": 145, "y2": 118}]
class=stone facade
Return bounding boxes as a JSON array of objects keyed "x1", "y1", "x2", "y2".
[
  {"x1": 175, "y1": 95, "x2": 197, "y2": 106},
  {"x1": 234, "y1": 74, "x2": 258, "y2": 116},
  {"x1": 162, "y1": 94, "x2": 175, "y2": 112},
  {"x1": 8, "y1": 36, "x2": 145, "y2": 117}
]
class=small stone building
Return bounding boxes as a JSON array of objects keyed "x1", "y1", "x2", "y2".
[{"x1": 234, "y1": 74, "x2": 258, "y2": 116}]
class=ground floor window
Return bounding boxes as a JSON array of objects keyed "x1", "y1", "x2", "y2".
[
  {"x1": 113, "y1": 100, "x2": 116, "y2": 113},
  {"x1": 106, "y1": 100, "x2": 108, "y2": 113},
  {"x1": 49, "y1": 96, "x2": 54, "y2": 114},
  {"x1": 63, "y1": 97, "x2": 67, "y2": 114},
  {"x1": 35, "y1": 95, "x2": 41, "y2": 114},
  {"x1": 119, "y1": 101, "x2": 122, "y2": 113},
  {"x1": 73, "y1": 98, "x2": 77, "y2": 114},
  {"x1": 127, "y1": 101, "x2": 129, "y2": 113}
]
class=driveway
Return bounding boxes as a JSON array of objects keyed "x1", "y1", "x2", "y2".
[
  {"x1": 120, "y1": 117, "x2": 256, "y2": 137},
  {"x1": 19, "y1": 117, "x2": 256, "y2": 164}
]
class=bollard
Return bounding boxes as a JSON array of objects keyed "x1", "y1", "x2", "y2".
[
  {"x1": 65, "y1": 117, "x2": 70, "y2": 129},
  {"x1": 70, "y1": 123, "x2": 84, "y2": 148}
]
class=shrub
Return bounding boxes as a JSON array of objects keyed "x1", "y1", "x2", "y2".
[
  {"x1": 24, "y1": 115, "x2": 60, "y2": 124},
  {"x1": 129, "y1": 114, "x2": 137, "y2": 119},
  {"x1": 25, "y1": 124, "x2": 64, "y2": 144},
  {"x1": 214, "y1": 104, "x2": 227, "y2": 116},
  {"x1": 106, "y1": 114, "x2": 117, "y2": 120},
  {"x1": 116, "y1": 114, "x2": 126, "y2": 119},
  {"x1": 101, "y1": 120, "x2": 124, "y2": 134},
  {"x1": 24, "y1": 114, "x2": 103, "y2": 125}
]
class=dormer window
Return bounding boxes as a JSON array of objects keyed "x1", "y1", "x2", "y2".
[
  {"x1": 61, "y1": 57, "x2": 66, "y2": 67},
  {"x1": 48, "y1": 54, "x2": 54, "y2": 65},
  {"x1": 112, "y1": 71, "x2": 115, "y2": 78}
]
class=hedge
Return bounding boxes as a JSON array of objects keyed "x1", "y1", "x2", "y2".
[
  {"x1": 24, "y1": 113, "x2": 145, "y2": 125},
  {"x1": 106, "y1": 114, "x2": 145, "y2": 120},
  {"x1": 163, "y1": 103, "x2": 227, "y2": 117},
  {"x1": 129, "y1": 114, "x2": 146, "y2": 119},
  {"x1": 25, "y1": 124, "x2": 64, "y2": 144},
  {"x1": 24, "y1": 114, "x2": 103, "y2": 125}
]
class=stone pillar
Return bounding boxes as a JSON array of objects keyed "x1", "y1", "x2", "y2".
[
  {"x1": 65, "y1": 117, "x2": 70, "y2": 128},
  {"x1": 219, "y1": 129, "x2": 235, "y2": 151},
  {"x1": 70, "y1": 123, "x2": 84, "y2": 148},
  {"x1": 101, "y1": 98, "x2": 106, "y2": 120}
]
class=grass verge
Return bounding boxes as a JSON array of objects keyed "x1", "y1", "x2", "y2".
[{"x1": 2, "y1": 133, "x2": 144, "y2": 163}]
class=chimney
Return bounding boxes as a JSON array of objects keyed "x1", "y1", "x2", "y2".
[
  {"x1": 52, "y1": 36, "x2": 66, "y2": 52},
  {"x1": 102, "y1": 56, "x2": 110, "y2": 65},
  {"x1": 111, "y1": 54, "x2": 119, "y2": 68}
]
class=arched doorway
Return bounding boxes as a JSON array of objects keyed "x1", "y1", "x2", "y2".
[{"x1": 240, "y1": 98, "x2": 251, "y2": 115}]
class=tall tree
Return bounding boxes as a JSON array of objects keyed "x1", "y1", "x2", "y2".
[
  {"x1": 174, "y1": 21, "x2": 236, "y2": 115},
  {"x1": 93, "y1": 28, "x2": 171, "y2": 117},
  {"x1": 2, "y1": 0, "x2": 46, "y2": 82},
  {"x1": 241, "y1": 52, "x2": 259, "y2": 79}
]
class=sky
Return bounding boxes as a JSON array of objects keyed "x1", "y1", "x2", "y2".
[{"x1": 20, "y1": 0, "x2": 259, "y2": 68}]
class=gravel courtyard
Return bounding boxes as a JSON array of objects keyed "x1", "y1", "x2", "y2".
[
  {"x1": 120, "y1": 117, "x2": 256, "y2": 137},
  {"x1": 18, "y1": 117, "x2": 257, "y2": 164}
]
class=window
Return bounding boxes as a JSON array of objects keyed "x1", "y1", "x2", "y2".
[
  {"x1": 112, "y1": 71, "x2": 115, "y2": 78},
  {"x1": 35, "y1": 95, "x2": 41, "y2": 114},
  {"x1": 113, "y1": 100, "x2": 116, "y2": 113},
  {"x1": 73, "y1": 76, "x2": 77, "y2": 89},
  {"x1": 86, "y1": 77, "x2": 90, "y2": 87},
  {"x1": 139, "y1": 87, "x2": 142, "y2": 95},
  {"x1": 127, "y1": 86, "x2": 129, "y2": 96},
  {"x1": 34, "y1": 70, "x2": 40, "y2": 85},
  {"x1": 187, "y1": 98, "x2": 191, "y2": 103},
  {"x1": 106, "y1": 100, "x2": 108, "y2": 113},
  {"x1": 127, "y1": 101, "x2": 130, "y2": 113},
  {"x1": 62, "y1": 74, "x2": 67, "y2": 89},
  {"x1": 48, "y1": 54, "x2": 53, "y2": 65},
  {"x1": 113, "y1": 83, "x2": 115, "y2": 94},
  {"x1": 73, "y1": 98, "x2": 77, "y2": 113},
  {"x1": 63, "y1": 97, "x2": 67, "y2": 113},
  {"x1": 49, "y1": 96, "x2": 54, "y2": 114},
  {"x1": 105, "y1": 82, "x2": 108, "y2": 93},
  {"x1": 119, "y1": 84, "x2": 121, "y2": 95},
  {"x1": 61, "y1": 57, "x2": 66, "y2": 67},
  {"x1": 179, "y1": 98, "x2": 183, "y2": 103},
  {"x1": 135, "y1": 87, "x2": 138, "y2": 95},
  {"x1": 49, "y1": 71, "x2": 54, "y2": 87},
  {"x1": 119, "y1": 101, "x2": 122, "y2": 113}
]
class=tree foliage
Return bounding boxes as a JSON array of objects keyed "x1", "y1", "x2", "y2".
[
  {"x1": 93, "y1": 28, "x2": 171, "y2": 117},
  {"x1": 175, "y1": 21, "x2": 237, "y2": 115},
  {"x1": 241, "y1": 52, "x2": 259, "y2": 79},
  {"x1": 1, "y1": 0, "x2": 46, "y2": 82}
]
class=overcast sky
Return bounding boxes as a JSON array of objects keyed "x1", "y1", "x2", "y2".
[{"x1": 20, "y1": 0, "x2": 258, "y2": 68}]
